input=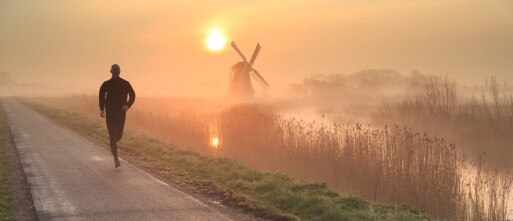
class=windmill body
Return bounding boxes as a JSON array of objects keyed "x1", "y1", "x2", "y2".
[
  {"x1": 228, "y1": 41, "x2": 269, "y2": 99},
  {"x1": 229, "y1": 61, "x2": 255, "y2": 98}
]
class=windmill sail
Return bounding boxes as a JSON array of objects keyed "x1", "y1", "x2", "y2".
[
  {"x1": 249, "y1": 43, "x2": 261, "y2": 65},
  {"x1": 231, "y1": 41, "x2": 247, "y2": 61},
  {"x1": 251, "y1": 69, "x2": 269, "y2": 88}
]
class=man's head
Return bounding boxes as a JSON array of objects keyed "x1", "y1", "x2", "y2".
[{"x1": 110, "y1": 64, "x2": 121, "y2": 77}]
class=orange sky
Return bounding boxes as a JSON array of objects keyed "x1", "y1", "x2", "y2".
[{"x1": 1, "y1": 0, "x2": 512, "y2": 97}]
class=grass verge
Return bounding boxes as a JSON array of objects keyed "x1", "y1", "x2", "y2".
[
  {"x1": 0, "y1": 103, "x2": 12, "y2": 220},
  {"x1": 21, "y1": 98, "x2": 429, "y2": 221}
]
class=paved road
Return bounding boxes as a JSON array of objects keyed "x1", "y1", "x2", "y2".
[{"x1": 3, "y1": 98, "x2": 232, "y2": 221}]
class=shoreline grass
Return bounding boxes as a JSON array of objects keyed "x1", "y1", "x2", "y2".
[{"x1": 19, "y1": 98, "x2": 428, "y2": 221}]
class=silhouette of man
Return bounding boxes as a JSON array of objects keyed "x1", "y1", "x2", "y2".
[{"x1": 99, "y1": 64, "x2": 136, "y2": 168}]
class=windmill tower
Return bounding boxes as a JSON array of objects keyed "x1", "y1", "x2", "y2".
[{"x1": 228, "y1": 41, "x2": 269, "y2": 98}]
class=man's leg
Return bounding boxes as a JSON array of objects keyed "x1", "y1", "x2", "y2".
[
  {"x1": 109, "y1": 137, "x2": 118, "y2": 159},
  {"x1": 116, "y1": 112, "x2": 126, "y2": 142},
  {"x1": 106, "y1": 114, "x2": 121, "y2": 167}
]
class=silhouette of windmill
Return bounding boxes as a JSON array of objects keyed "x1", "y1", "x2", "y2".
[{"x1": 228, "y1": 41, "x2": 269, "y2": 98}]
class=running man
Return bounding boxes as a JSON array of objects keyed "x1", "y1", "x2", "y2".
[{"x1": 99, "y1": 64, "x2": 136, "y2": 168}]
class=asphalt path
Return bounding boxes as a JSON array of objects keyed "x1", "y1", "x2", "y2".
[{"x1": 2, "y1": 98, "x2": 232, "y2": 221}]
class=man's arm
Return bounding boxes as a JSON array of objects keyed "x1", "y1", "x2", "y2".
[
  {"x1": 99, "y1": 82, "x2": 107, "y2": 111},
  {"x1": 127, "y1": 82, "x2": 136, "y2": 108}
]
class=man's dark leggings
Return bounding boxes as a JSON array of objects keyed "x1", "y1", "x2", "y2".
[{"x1": 106, "y1": 111, "x2": 126, "y2": 160}]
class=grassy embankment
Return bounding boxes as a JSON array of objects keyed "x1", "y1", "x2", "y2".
[
  {"x1": 0, "y1": 104, "x2": 12, "y2": 220},
  {"x1": 20, "y1": 98, "x2": 428, "y2": 221}
]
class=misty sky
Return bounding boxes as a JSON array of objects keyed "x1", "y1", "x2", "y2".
[{"x1": 1, "y1": 0, "x2": 512, "y2": 97}]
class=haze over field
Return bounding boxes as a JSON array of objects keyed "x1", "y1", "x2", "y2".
[{"x1": 1, "y1": 0, "x2": 512, "y2": 97}]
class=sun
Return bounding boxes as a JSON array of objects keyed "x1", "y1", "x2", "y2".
[{"x1": 206, "y1": 30, "x2": 227, "y2": 51}]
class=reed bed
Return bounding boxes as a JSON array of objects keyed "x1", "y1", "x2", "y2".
[
  {"x1": 31, "y1": 93, "x2": 512, "y2": 220},
  {"x1": 376, "y1": 76, "x2": 513, "y2": 166}
]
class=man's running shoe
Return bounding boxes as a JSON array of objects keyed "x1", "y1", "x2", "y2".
[{"x1": 115, "y1": 158, "x2": 121, "y2": 168}]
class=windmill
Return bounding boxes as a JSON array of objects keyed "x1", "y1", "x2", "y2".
[{"x1": 228, "y1": 41, "x2": 269, "y2": 98}]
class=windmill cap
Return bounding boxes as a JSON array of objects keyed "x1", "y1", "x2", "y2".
[{"x1": 232, "y1": 62, "x2": 251, "y2": 71}]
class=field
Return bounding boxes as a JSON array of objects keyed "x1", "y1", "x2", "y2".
[
  {"x1": 28, "y1": 75, "x2": 513, "y2": 220},
  {"x1": 21, "y1": 99, "x2": 428, "y2": 221}
]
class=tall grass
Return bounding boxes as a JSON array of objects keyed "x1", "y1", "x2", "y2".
[
  {"x1": 375, "y1": 75, "x2": 513, "y2": 220},
  {"x1": 31, "y1": 92, "x2": 512, "y2": 220},
  {"x1": 377, "y1": 75, "x2": 513, "y2": 162}
]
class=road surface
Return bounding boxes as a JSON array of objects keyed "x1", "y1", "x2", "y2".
[{"x1": 2, "y1": 98, "x2": 232, "y2": 221}]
